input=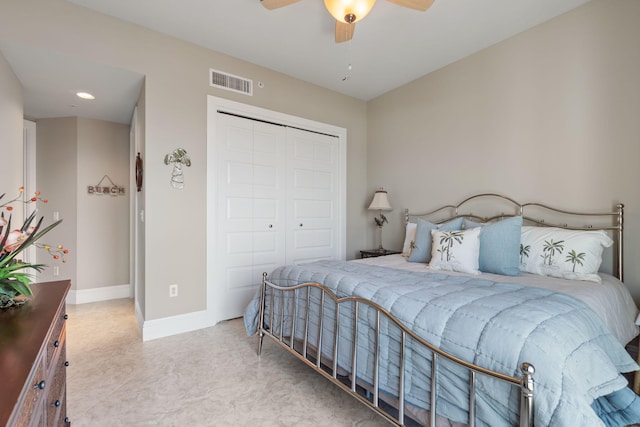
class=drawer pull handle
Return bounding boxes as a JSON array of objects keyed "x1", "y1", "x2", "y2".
[
  {"x1": 52, "y1": 400, "x2": 61, "y2": 407},
  {"x1": 64, "y1": 361, "x2": 70, "y2": 367},
  {"x1": 34, "y1": 380, "x2": 46, "y2": 390},
  {"x1": 64, "y1": 417, "x2": 70, "y2": 424},
  {"x1": 54, "y1": 340, "x2": 60, "y2": 348},
  {"x1": 63, "y1": 314, "x2": 69, "y2": 320}
]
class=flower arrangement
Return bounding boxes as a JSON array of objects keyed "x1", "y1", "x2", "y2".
[{"x1": 0, "y1": 187, "x2": 67, "y2": 308}]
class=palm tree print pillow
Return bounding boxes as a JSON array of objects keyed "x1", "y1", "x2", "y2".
[
  {"x1": 429, "y1": 227, "x2": 482, "y2": 275},
  {"x1": 519, "y1": 226, "x2": 613, "y2": 283},
  {"x1": 402, "y1": 222, "x2": 417, "y2": 257},
  {"x1": 408, "y1": 218, "x2": 464, "y2": 263}
]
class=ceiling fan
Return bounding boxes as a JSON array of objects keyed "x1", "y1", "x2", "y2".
[{"x1": 260, "y1": 0, "x2": 435, "y2": 43}]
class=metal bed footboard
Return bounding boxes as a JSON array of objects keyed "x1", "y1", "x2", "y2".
[{"x1": 257, "y1": 272, "x2": 535, "y2": 427}]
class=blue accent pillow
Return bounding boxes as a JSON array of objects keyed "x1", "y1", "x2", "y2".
[
  {"x1": 463, "y1": 216, "x2": 522, "y2": 276},
  {"x1": 408, "y1": 218, "x2": 463, "y2": 263}
]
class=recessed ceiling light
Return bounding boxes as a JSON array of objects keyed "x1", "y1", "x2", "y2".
[{"x1": 76, "y1": 92, "x2": 95, "y2": 100}]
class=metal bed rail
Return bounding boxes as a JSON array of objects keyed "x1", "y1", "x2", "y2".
[{"x1": 257, "y1": 273, "x2": 535, "y2": 427}]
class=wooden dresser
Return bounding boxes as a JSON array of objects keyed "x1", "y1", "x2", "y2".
[{"x1": 0, "y1": 280, "x2": 71, "y2": 427}]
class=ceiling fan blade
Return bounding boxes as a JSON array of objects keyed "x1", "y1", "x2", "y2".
[
  {"x1": 335, "y1": 21, "x2": 355, "y2": 43},
  {"x1": 387, "y1": 0, "x2": 434, "y2": 11},
  {"x1": 260, "y1": 0, "x2": 300, "y2": 10}
]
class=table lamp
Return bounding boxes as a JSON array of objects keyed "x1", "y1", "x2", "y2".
[{"x1": 368, "y1": 188, "x2": 392, "y2": 251}]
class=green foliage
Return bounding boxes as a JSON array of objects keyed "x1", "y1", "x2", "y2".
[
  {"x1": 0, "y1": 190, "x2": 65, "y2": 303},
  {"x1": 565, "y1": 250, "x2": 586, "y2": 272},
  {"x1": 541, "y1": 239, "x2": 565, "y2": 266},
  {"x1": 520, "y1": 244, "x2": 530, "y2": 264},
  {"x1": 436, "y1": 230, "x2": 465, "y2": 262}
]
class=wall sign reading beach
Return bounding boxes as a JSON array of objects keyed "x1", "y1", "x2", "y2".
[{"x1": 87, "y1": 174, "x2": 125, "y2": 196}]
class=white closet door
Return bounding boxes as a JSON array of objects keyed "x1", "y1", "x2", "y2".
[
  {"x1": 286, "y1": 128, "x2": 340, "y2": 264},
  {"x1": 216, "y1": 114, "x2": 286, "y2": 320}
]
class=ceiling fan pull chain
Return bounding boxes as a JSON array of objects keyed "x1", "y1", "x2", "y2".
[
  {"x1": 342, "y1": 63, "x2": 352, "y2": 82},
  {"x1": 342, "y1": 38, "x2": 353, "y2": 82}
]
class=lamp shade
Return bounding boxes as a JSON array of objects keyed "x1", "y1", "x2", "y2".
[
  {"x1": 368, "y1": 189, "x2": 392, "y2": 211},
  {"x1": 324, "y1": 0, "x2": 377, "y2": 24}
]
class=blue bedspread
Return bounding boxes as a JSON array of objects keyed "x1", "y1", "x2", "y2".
[{"x1": 243, "y1": 260, "x2": 640, "y2": 426}]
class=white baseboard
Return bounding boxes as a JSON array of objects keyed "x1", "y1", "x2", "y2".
[
  {"x1": 66, "y1": 284, "x2": 132, "y2": 305},
  {"x1": 141, "y1": 309, "x2": 215, "y2": 341},
  {"x1": 68, "y1": 285, "x2": 216, "y2": 341}
]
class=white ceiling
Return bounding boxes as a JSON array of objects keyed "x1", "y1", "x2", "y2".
[
  {"x1": 0, "y1": 42, "x2": 144, "y2": 125},
  {"x1": 1, "y1": 0, "x2": 590, "y2": 124}
]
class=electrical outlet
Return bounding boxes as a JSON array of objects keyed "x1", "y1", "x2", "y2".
[{"x1": 169, "y1": 284, "x2": 178, "y2": 298}]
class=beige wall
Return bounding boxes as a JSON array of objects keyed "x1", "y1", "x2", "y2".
[
  {"x1": 34, "y1": 117, "x2": 129, "y2": 293},
  {"x1": 76, "y1": 118, "x2": 130, "y2": 291},
  {"x1": 0, "y1": 52, "x2": 23, "y2": 200},
  {"x1": 36, "y1": 118, "x2": 78, "y2": 285},
  {"x1": 0, "y1": 0, "x2": 369, "y2": 321},
  {"x1": 367, "y1": 0, "x2": 640, "y2": 300},
  {"x1": 134, "y1": 86, "x2": 147, "y2": 318}
]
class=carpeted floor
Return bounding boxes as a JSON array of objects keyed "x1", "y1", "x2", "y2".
[{"x1": 65, "y1": 298, "x2": 391, "y2": 427}]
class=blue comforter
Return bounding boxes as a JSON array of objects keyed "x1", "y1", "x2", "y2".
[{"x1": 244, "y1": 260, "x2": 640, "y2": 426}]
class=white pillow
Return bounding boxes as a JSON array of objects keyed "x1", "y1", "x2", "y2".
[
  {"x1": 402, "y1": 222, "x2": 417, "y2": 257},
  {"x1": 519, "y1": 226, "x2": 613, "y2": 283},
  {"x1": 429, "y1": 227, "x2": 481, "y2": 275}
]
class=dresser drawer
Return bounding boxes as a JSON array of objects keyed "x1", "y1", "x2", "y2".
[
  {"x1": 12, "y1": 355, "x2": 46, "y2": 427},
  {"x1": 46, "y1": 306, "x2": 67, "y2": 369},
  {"x1": 46, "y1": 338, "x2": 67, "y2": 424},
  {"x1": 45, "y1": 384, "x2": 66, "y2": 427}
]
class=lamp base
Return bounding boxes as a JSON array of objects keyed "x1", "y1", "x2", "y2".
[{"x1": 376, "y1": 225, "x2": 385, "y2": 252}]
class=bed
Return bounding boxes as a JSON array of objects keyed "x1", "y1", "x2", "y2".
[{"x1": 243, "y1": 194, "x2": 640, "y2": 426}]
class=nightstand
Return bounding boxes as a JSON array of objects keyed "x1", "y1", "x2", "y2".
[{"x1": 360, "y1": 249, "x2": 401, "y2": 258}]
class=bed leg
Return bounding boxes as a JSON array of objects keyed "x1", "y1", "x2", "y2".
[
  {"x1": 519, "y1": 363, "x2": 535, "y2": 427},
  {"x1": 257, "y1": 272, "x2": 267, "y2": 357},
  {"x1": 257, "y1": 330, "x2": 265, "y2": 357}
]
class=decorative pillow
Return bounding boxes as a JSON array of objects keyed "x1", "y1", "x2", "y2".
[
  {"x1": 429, "y1": 227, "x2": 482, "y2": 275},
  {"x1": 519, "y1": 226, "x2": 613, "y2": 283},
  {"x1": 463, "y1": 216, "x2": 522, "y2": 276},
  {"x1": 401, "y1": 222, "x2": 417, "y2": 257},
  {"x1": 407, "y1": 218, "x2": 463, "y2": 263}
]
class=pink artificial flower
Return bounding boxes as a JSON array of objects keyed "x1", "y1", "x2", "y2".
[{"x1": 3, "y1": 229, "x2": 26, "y2": 253}]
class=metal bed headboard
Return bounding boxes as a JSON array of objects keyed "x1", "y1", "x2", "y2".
[{"x1": 403, "y1": 193, "x2": 624, "y2": 282}]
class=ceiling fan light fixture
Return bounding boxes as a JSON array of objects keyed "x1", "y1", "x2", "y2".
[{"x1": 324, "y1": 0, "x2": 376, "y2": 24}]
